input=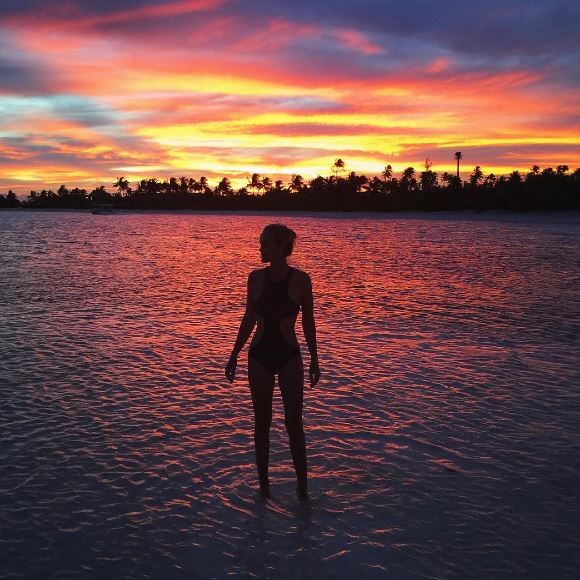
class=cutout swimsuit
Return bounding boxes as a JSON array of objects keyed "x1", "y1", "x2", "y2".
[{"x1": 248, "y1": 265, "x2": 301, "y2": 374}]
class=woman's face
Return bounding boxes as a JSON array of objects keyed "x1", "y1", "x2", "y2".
[{"x1": 259, "y1": 232, "x2": 284, "y2": 262}]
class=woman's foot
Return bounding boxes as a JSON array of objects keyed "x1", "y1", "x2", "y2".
[{"x1": 296, "y1": 479, "x2": 308, "y2": 501}]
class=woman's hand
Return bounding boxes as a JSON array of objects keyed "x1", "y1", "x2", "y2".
[
  {"x1": 309, "y1": 358, "x2": 320, "y2": 388},
  {"x1": 225, "y1": 354, "x2": 237, "y2": 383}
]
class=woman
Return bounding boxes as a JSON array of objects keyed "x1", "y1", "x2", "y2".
[{"x1": 225, "y1": 223, "x2": 320, "y2": 500}]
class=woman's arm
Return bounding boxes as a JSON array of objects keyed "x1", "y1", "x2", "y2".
[
  {"x1": 301, "y1": 273, "x2": 318, "y2": 364},
  {"x1": 230, "y1": 273, "x2": 257, "y2": 358}
]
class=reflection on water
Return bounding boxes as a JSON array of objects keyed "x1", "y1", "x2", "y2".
[{"x1": 1, "y1": 209, "x2": 579, "y2": 580}]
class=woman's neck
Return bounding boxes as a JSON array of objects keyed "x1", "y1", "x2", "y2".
[{"x1": 269, "y1": 260, "x2": 289, "y2": 276}]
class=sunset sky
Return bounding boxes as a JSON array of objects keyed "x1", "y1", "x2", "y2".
[{"x1": 1, "y1": 0, "x2": 579, "y2": 195}]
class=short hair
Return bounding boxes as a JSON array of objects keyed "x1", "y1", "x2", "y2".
[{"x1": 262, "y1": 223, "x2": 297, "y2": 257}]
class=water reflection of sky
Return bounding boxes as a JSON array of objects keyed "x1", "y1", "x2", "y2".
[{"x1": 1, "y1": 210, "x2": 579, "y2": 580}]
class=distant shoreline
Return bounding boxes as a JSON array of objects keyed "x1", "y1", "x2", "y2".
[{"x1": 2, "y1": 207, "x2": 580, "y2": 222}]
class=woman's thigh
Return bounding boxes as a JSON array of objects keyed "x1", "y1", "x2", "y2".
[
  {"x1": 248, "y1": 357, "x2": 275, "y2": 419},
  {"x1": 277, "y1": 355, "x2": 304, "y2": 421}
]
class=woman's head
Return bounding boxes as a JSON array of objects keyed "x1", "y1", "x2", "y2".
[{"x1": 259, "y1": 223, "x2": 297, "y2": 262}]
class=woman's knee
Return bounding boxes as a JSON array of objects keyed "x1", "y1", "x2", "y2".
[
  {"x1": 284, "y1": 413, "x2": 303, "y2": 432},
  {"x1": 254, "y1": 412, "x2": 272, "y2": 432}
]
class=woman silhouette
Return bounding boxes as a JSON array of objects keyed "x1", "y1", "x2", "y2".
[{"x1": 225, "y1": 224, "x2": 320, "y2": 500}]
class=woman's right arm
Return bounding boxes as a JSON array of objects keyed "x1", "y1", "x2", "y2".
[{"x1": 229, "y1": 272, "x2": 257, "y2": 359}]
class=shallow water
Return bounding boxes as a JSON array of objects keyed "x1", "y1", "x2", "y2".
[{"x1": 1, "y1": 209, "x2": 579, "y2": 580}]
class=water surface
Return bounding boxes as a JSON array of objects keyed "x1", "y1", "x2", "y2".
[{"x1": 1, "y1": 209, "x2": 579, "y2": 579}]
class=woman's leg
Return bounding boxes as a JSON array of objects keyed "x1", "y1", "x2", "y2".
[
  {"x1": 278, "y1": 355, "x2": 307, "y2": 488},
  {"x1": 248, "y1": 357, "x2": 275, "y2": 490}
]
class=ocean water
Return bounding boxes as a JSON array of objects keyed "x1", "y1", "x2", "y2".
[{"x1": 1, "y1": 209, "x2": 579, "y2": 580}]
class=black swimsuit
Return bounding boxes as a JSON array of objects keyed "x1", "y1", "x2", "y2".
[{"x1": 248, "y1": 265, "x2": 301, "y2": 374}]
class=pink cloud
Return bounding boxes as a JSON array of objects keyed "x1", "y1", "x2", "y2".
[{"x1": 332, "y1": 28, "x2": 385, "y2": 55}]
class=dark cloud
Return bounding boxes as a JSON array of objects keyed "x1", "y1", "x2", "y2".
[
  {"x1": 2, "y1": 0, "x2": 578, "y2": 61},
  {"x1": 3, "y1": 1, "x2": 577, "y2": 88},
  {"x1": 0, "y1": 0, "x2": 171, "y2": 18},
  {"x1": 0, "y1": 34, "x2": 55, "y2": 93},
  {"x1": 232, "y1": 0, "x2": 580, "y2": 57},
  {"x1": 0, "y1": 59, "x2": 48, "y2": 93}
]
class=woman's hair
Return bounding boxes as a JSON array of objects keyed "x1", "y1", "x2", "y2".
[{"x1": 262, "y1": 223, "x2": 297, "y2": 257}]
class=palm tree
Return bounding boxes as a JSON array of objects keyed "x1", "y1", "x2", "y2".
[
  {"x1": 191, "y1": 179, "x2": 202, "y2": 194},
  {"x1": 441, "y1": 171, "x2": 454, "y2": 186},
  {"x1": 469, "y1": 165, "x2": 484, "y2": 186},
  {"x1": 401, "y1": 167, "x2": 417, "y2": 191},
  {"x1": 508, "y1": 170, "x2": 522, "y2": 184},
  {"x1": 420, "y1": 158, "x2": 437, "y2": 191},
  {"x1": 261, "y1": 176, "x2": 272, "y2": 193},
  {"x1": 216, "y1": 177, "x2": 233, "y2": 196},
  {"x1": 454, "y1": 152, "x2": 462, "y2": 178},
  {"x1": 381, "y1": 164, "x2": 393, "y2": 181},
  {"x1": 290, "y1": 174, "x2": 304, "y2": 193},
  {"x1": 332, "y1": 158, "x2": 345, "y2": 178},
  {"x1": 113, "y1": 176, "x2": 130, "y2": 197},
  {"x1": 484, "y1": 173, "x2": 497, "y2": 187},
  {"x1": 146, "y1": 178, "x2": 160, "y2": 195},
  {"x1": 178, "y1": 176, "x2": 189, "y2": 194},
  {"x1": 248, "y1": 173, "x2": 261, "y2": 195}
]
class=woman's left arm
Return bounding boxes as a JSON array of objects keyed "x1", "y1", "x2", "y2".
[{"x1": 301, "y1": 273, "x2": 320, "y2": 386}]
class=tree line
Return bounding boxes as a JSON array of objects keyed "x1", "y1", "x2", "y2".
[{"x1": 1, "y1": 158, "x2": 579, "y2": 212}]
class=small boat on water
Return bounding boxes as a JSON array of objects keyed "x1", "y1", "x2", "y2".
[{"x1": 91, "y1": 203, "x2": 115, "y2": 214}]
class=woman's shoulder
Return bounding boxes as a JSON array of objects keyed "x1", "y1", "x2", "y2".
[
  {"x1": 248, "y1": 267, "x2": 267, "y2": 285},
  {"x1": 290, "y1": 266, "x2": 311, "y2": 287},
  {"x1": 291, "y1": 266, "x2": 309, "y2": 278}
]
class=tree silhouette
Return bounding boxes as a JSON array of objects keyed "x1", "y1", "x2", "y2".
[
  {"x1": 381, "y1": 165, "x2": 393, "y2": 181},
  {"x1": 484, "y1": 173, "x2": 497, "y2": 187},
  {"x1": 290, "y1": 174, "x2": 304, "y2": 193},
  {"x1": 261, "y1": 176, "x2": 272, "y2": 193},
  {"x1": 441, "y1": 171, "x2": 454, "y2": 186},
  {"x1": 332, "y1": 158, "x2": 345, "y2": 178},
  {"x1": 113, "y1": 176, "x2": 130, "y2": 197},
  {"x1": 215, "y1": 177, "x2": 233, "y2": 196},
  {"x1": 470, "y1": 166, "x2": 484, "y2": 186},
  {"x1": 248, "y1": 173, "x2": 261, "y2": 195},
  {"x1": 11, "y1": 157, "x2": 580, "y2": 212},
  {"x1": 454, "y1": 151, "x2": 463, "y2": 178}
]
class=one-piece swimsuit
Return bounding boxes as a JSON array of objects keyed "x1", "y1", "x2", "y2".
[{"x1": 248, "y1": 265, "x2": 301, "y2": 374}]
